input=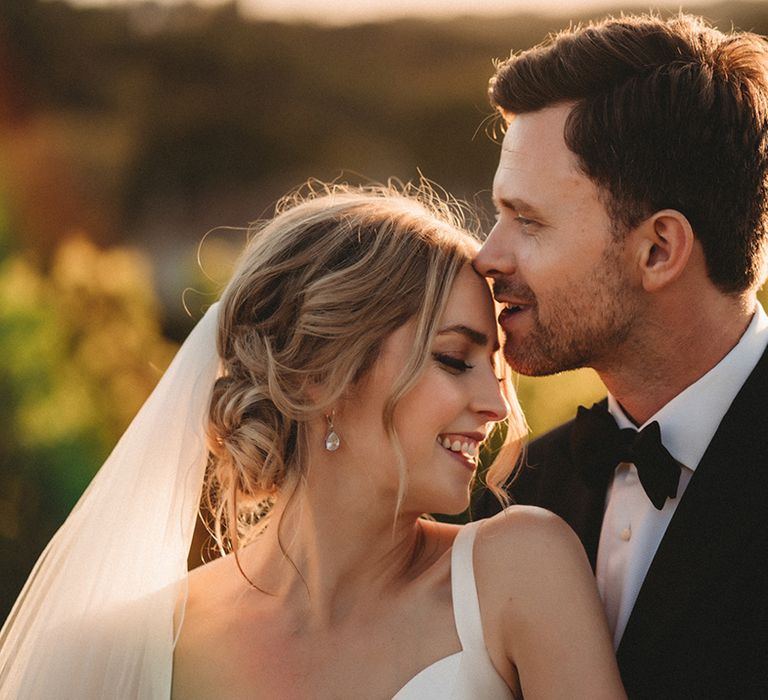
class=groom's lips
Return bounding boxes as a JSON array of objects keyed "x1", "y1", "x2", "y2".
[
  {"x1": 497, "y1": 298, "x2": 534, "y2": 331},
  {"x1": 498, "y1": 303, "x2": 533, "y2": 334}
]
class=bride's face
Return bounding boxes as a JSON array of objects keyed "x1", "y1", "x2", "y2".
[{"x1": 341, "y1": 265, "x2": 510, "y2": 515}]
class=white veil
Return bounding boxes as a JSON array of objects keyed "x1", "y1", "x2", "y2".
[{"x1": 0, "y1": 302, "x2": 221, "y2": 699}]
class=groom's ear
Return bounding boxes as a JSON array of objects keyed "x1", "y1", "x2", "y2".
[{"x1": 634, "y1": 209, "x2": 695, "y2": 293}]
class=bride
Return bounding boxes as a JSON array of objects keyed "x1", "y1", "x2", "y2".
[{"x1": 0, "y1": 183, "x2": 624, "y2": 698}]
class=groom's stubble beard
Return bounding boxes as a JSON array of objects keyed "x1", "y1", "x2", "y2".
[{"x1": 496, "y1": 240, "x2": 640, "y2": 377}]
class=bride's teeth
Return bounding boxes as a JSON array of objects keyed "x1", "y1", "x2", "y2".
[{"x1": 438, "y1": 435, "x2": 480, "y2": 459}]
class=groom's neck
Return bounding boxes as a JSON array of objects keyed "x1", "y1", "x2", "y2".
[{"x1": 596, "y1": 290, "x2": 755, "y2": 426}]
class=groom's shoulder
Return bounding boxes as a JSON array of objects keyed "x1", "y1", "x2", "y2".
[
  {"x1": 510, "y1": 416, "x2": 581, "y2": 501},
  {"x1": 526, "y1": 416, "x2": 576, "y2": 464},
  {"x1": 525, "y1": 396, "x2": 609, "y2": 468}
]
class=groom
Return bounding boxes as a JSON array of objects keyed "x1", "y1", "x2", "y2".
[{"x1": 474, "y1": 13, "x2": 768, "y2": 697}]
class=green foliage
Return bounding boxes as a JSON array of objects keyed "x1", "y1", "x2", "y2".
[
  {"x1": 0, "y1": 220, "x2": 176, "y2": 622},
  {"x1": 516, "y1": 369, "x2": 607, "y2": 439}
]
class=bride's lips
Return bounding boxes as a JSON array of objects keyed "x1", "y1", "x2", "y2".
[{"x1": 436, "y1": 433, "x2": 483, "y2": 472}]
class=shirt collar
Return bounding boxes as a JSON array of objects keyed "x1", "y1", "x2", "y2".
[{"x1": 608, "y1": 303, "x2": 768, "y2": 471}]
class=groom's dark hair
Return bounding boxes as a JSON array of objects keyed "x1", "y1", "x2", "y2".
[{"x1": 490, "y1": 13, "x2": 768, "y2": 295}]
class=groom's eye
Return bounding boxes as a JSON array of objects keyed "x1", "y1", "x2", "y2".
[
  {"x1": 515, "y1": 214, "x2": 536, "y2": 227},
  {"x1": 433, "y1": 353, "x2": 474, "y2": 373}
]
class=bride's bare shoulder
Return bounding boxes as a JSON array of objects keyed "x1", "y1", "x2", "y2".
[
  {"x1": 475, "y1": 503, "x2": 577, "y2": 545},
  {"x1": 472, "y1": 505, "x2": 590, "y2": 596},
  {"x1": 471, "y1": 511, "x2": 624, "y2": 698}
]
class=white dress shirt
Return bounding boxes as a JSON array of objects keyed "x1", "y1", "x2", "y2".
[{"x1": 596, "y1": 303, "x2": 768, "y2": 648}]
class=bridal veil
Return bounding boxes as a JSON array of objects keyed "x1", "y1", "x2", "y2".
[{"x1": 0, "y1": 302, "x2": 221, "y2": 699}]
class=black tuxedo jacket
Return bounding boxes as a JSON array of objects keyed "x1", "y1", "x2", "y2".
[{"x1": 474, "y1": 347, "x2": 768, "y2": 698}]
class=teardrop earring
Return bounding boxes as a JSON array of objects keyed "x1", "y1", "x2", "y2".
[{"x1": 324, "y1": 411, "x2": 340, "y2": 452}]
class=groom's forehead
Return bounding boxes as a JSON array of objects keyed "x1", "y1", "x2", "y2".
[{"x1": 495, "y1": 136, "x2": 590, "y2": 202}]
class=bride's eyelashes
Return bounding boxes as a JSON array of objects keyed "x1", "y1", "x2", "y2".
[{"x1": 433, "y1": 352, "x2": 474, "y2": 373}]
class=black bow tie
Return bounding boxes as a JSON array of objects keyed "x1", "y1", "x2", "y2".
[{"x1": 570, "y1": 403, "x2": 682, "y2": 510}]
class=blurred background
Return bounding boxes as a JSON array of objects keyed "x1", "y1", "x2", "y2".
[{"x1": 2, "y1": 0, "x2": 767, "y2": 622}]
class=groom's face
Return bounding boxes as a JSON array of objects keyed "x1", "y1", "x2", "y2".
[{"x1": 475, "y1": 104, "x2": 640, "y2": 376}]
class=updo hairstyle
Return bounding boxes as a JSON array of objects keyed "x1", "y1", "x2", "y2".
[{"x1": 205, "y1": 182, "x2": 522, "y2": 551}]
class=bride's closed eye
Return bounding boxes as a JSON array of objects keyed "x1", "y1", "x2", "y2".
[{"x1": 433, "y1": 352, "x2": 474, "y2": 373}]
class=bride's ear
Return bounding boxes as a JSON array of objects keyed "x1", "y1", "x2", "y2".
[{"x1": 634, "y1": 209, "x2": 695, "y2": 292}]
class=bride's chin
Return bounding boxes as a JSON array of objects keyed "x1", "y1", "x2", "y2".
[{"x1": 416, "y1": 491, "x2": 473, "y2": 518}]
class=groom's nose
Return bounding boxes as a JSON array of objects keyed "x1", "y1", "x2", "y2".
[{"x1": 474, "y1": 224, "x2": 516, "y2": 280}]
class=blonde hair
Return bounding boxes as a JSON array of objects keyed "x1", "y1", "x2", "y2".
[{"x1": 205, "y1": 181, "x2": 523, "y2": 552}]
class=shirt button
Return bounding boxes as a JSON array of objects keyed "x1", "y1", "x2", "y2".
[{"x1": 620, "y1": 527, "x2": 632, "y2": 541}]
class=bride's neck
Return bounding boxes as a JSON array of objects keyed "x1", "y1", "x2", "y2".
[{"x1": 237, "y1": 479, "x2": 427, "y2": 621}]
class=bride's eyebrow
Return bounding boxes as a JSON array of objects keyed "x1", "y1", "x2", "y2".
[{"x1": 437, "y1": 325, "x2": 500, "y2": 352}]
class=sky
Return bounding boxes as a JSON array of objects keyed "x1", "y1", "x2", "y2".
[{"x1": 63, "y1": 0, "x2": 728, "y2": 25}]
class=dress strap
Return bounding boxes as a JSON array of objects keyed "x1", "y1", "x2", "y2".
[{"x1": 450, "y1": 519, "x2": 485, "y2": 650}]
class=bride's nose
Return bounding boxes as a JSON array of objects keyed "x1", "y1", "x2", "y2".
[{"x1": 471, "y1": 366, "x2": 510, "y2": 423}]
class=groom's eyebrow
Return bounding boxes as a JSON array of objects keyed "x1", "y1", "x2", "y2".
[
  {"x1": 438, "y1": 325, "x2": 500, "y2": 351},
  {"x1": 494, "y1": 196, "x2": 542, "y2": 217}
]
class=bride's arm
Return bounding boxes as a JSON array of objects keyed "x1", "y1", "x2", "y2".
[{"x1": 475, "y1": 506, "x2": 626, "y2": 699}]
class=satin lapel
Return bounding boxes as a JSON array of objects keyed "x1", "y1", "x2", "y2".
[
  {"x1": 616, "y1": 345, "x2": 768, "y2": 675},
  {"x1": 580, "y1": 485, "x2": 607, "y2": 571}
]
